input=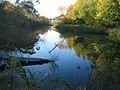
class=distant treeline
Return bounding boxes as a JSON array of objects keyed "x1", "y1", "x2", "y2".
[{"x1": 0, "y1": 1, "x2": 50, "y2": 29}]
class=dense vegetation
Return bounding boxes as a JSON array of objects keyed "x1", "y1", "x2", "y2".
[
  {"x1": 0, "y1": 0, "x2": 120, "y2": 90},
  {"x1": 54, "y1": 0, "x2": 120, "y2": 35},
  {"x1": 64, "y1": 0, "x2": 120, "y2": 27},
  {"x1": 56, "y1": 1, "x2": 120, "y2": 86},
  {"x1": 0, "y1": 1, "x2": 50, "y2": 29}
]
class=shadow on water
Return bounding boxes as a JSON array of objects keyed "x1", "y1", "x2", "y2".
[
  {"x1": 0, "y1": 26, "x2": 49, "y2": 57},
  {"x1": 0, "y1": 26, "x2": 120, "y2": 90}
]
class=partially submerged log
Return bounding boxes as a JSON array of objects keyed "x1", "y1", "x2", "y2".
[
  {"x1": 19, "y1": 57, "x2": 53, "y2": 66},
  {"x1": 0, "y1": 57, "x2": 53, "y2": 70}
]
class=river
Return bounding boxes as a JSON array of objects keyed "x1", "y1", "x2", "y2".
[{"x1": 0, "y1": 26, "x2": 119, "y2": 90}]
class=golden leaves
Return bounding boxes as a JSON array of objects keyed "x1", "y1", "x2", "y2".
[{"x1": 3, "y1": 2, "x2": 13, "y2": 12}]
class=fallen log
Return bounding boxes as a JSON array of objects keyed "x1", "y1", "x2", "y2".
[
  {"x1": 0, "y1": 57, "x2": 53, "y2": 70},
  {"x1": 19, "y1": 57, "x2": 53, "y2": 66}
]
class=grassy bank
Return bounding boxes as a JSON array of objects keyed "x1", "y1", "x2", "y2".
[{"x1": 55, "y1": 24, "x2": 108, "y2": 35}]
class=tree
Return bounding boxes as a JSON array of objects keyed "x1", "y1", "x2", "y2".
[
  {"x1": 66, "y1": 5, "x2": 75, "y2": 20},
  {"x1": 65, "y1": 0, "x2": 97, "y2": 25},
  {"x1": 18, "y1": 0, "x2": 37, "y2": 14},
  {"x1": 74, "y1": 0, "x2": 97, "y2": 23},
  {"x1": 96, "y1": 0, "x2": 120, "y2": 26},
  {"x1": 58, "y1": 6, "x2": 66, "y2": 15}
]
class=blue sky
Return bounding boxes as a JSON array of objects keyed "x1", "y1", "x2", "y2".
[{"x1": 9, "y1": 0, "x2": 76, "y2": 18}]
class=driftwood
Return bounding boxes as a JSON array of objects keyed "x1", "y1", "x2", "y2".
[
  {"x1": 19, "y1": 57, "x2": 53, "y2": 66},
  {"x1": 0, "y1": 57, "x2": 53, "y2": 70},
  {"x1": 49, "y1": 44, "x2": 58, "y2": 53},
  {"x1": 49, "y1": 39, "x2": 65, "y2": 53}
]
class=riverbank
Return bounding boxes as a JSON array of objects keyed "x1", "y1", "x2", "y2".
[
  {"x1": 55, "y1": 24, "x2": 109, "y2": 35},
  {"x1": 0, "y1": 1, "x2": 50, "y2": 30},
  {"x1": 55, "y1": 23, "x2": 120, "y2": 43}
]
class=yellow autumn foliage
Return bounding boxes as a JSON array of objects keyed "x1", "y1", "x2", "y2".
[{"x1": 3, "y1": 2, "x2": 13, "y2": 12}]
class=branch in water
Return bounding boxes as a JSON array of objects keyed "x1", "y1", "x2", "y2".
[
  {"x1": 49, "y1": 44, "x2": 58, "y2": 53},
  {"x1": 48, "y1": 39, "x2": 65, "y2": 53}
]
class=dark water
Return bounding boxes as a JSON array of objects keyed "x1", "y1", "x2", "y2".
[{"x1": 0, "y1": 26, "x2": 120, "y2": 90}]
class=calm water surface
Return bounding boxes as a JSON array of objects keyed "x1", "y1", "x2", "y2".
[
  {"x1": 11, "y1": 28, "x2": 92, "y2": 86},
  {"x1": 24, "y1": 29, "x2": 92, "y2": 84},
  {"x1": 0, "y1": 26, "x2": 120, "y2": 89}
]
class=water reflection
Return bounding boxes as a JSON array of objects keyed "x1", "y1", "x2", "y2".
[
  {"x1": 22, "y1": 29, "x2": 93, "y2": 89},
  {"x1": 0, "y1": 27, "x2": 120, "y2": 89},
  {"x1": 58, "y1": 28, "x2": 120, "y2": 89},
  {"x1": 0, "y1": 27, "x2": 48, "y2": 57}
]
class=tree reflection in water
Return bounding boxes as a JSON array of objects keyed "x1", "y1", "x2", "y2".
[
  {"x1": 0, "y1": 27, "x2": 120, "y2": 90},
  {"x1": 0, "y1": 27, "x2": 50, "y2": 90},
  {"x1": 0, "y1": 27, "x2": 49, "y2": 57},
  {"x1": 58, "y1": 28, "x2": 120, "y2": 89}
]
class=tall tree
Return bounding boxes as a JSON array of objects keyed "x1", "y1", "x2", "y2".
[
  {"x1": 96, "y1": 0, "x2": 120, "y2": 26},
  {"x1": 58, "y1": 6, "x2": 66, "y2": 15},
  {"x1": 18, "y1": 0, "x2": 38, "y2": 14},
  {"x1": 66, "y1": 5, "x2": 75, "y2": 20},
  {"x1": 73, "y1": 0, "x2": 97, "y2": 23}
]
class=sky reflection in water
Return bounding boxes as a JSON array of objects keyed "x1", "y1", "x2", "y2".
[{"x1": 22, "y1": 29, "x2": 92, "y2": 86}]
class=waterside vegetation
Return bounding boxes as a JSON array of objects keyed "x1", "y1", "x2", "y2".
[{"x1": 53, "y1": 0, "x2": 120, "y2": 35}]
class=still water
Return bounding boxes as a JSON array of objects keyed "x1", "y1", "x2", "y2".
[
  {"x1": 23, "y1": 29, "x2": 92, "y2": 85},
  {"x1": 0, "y1": 26, "x2": 120, "y2": 90}
]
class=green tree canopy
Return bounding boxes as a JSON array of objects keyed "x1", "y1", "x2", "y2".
[{"x1": 65, "y1": 0, "x2": 120, "y2": 26}]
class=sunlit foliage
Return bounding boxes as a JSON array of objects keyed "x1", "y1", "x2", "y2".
[
  {"x1": 66, "y1": 5, "x2": 75, "y2": 20},
  {"x1": 64, "y1": 0, "x2": 120, "y2": 27},
  {"x1": 96, "y1": 0, "x2": 120, "y2": 26}
]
